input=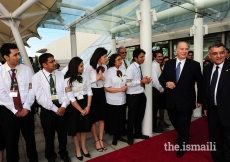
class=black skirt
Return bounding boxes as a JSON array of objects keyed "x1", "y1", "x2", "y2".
[
  {"x1": 107, "y1": 104, "x2": 126, "y2": 136},
  {"x1": 90, "y1": 88, "x2": 107, "y2": 124},
  {"x1": 68, "y1": 95, "x2": 91, "y2": 136}
]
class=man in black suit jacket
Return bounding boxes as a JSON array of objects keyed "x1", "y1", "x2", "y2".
[
  {"x1": 203, "y1": 42, "x2": 230, "y2": 162},
  {"x1": 159, "y1": 41, "x2": 203, "y2": 158}
]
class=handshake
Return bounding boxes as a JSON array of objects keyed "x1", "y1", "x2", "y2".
[{"x1": 141, "y1": 76, "x2": 152, "y2": 84}]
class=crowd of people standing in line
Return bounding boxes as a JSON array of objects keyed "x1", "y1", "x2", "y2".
[{"x1": 0, "y1": 41, "x2": 230, "y2": 162}]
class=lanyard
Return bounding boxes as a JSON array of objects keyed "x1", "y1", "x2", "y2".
[
  {"x1": 4, "y1": 63, "x2": 21, "y2": 86},
  {"x1": 42, "y1": 70, "x2": 56, "y2": 89},
  {"x1": 133, "y1": 63, "x2": 142, "y2": 79}
]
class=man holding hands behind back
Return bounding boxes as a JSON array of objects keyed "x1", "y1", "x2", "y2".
[
  {"x1": 159, "y1": 42, "x2": 203, "y2": 158},
  {"x1": 203, "y1": 42, "x2": 230, "y2": 162}
]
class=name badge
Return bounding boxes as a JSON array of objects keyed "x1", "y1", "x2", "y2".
[
  {"x1": 51, "y1": 95, "x2": 58, "y2": 101},
  {"x1": 9, "y1": 90, "x2": 18, "y2": 97}
]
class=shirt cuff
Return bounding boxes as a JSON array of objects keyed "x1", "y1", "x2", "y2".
[
  {"x1": 51, "y1": 105, "x2": 58, "y2": 112},
  {"x1": 11, "y1": 108, "x2": 18, "y2": 114},
  {"x1": 70, "y1": 97, "x2": 76, "y2": 103},
  {"x1": 61, "y1": 102, "x2": 67, "y2": 108},
  {"x1": 23, "y1": 103, "x2": 31, "y2": 111},
  {"x1": 87, "y1": 91, "x2": 93, "y2": 96}
]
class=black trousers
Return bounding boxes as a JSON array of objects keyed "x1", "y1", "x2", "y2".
[
  {"x1": 0, "y1": 106, "x2": 38, "y2": 162},
  {"x1": 40, "y1": 107, "x2": 68, "y2": 161},
  {"x1": 0, "y1": 107, "x2": 5, "y2": 151},
  {"x1": 127, "y1": 93, "x2": 146, "y2": 139},
  {"x1": 152, "y1": 87, "x2": 161, "y2": 128},
  {"x1": 167, "y1": 106, "x2": 192, "y2": 148},
  {"x1": 208, "y1": 106, "x2": 230, "y2": 162}
]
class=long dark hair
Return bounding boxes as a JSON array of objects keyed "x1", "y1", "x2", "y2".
[
  {"x1": 90, "y1": 47, "x2": 107, "y2": 69},
  {"x1": 64, "y1": 57, "x2": 83, "y2": 86},
  {"x1": 108, "y1": 54, "x2": 120, "y2": 68}
]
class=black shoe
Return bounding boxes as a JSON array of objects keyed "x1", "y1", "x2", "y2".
[
  {"x1": 176, "y1": 150, "x2": 184, "y2": 158},
  {"x1": 48, "y1": 160, "x2": 56, "y2": 162},
  {"x1": 61, "y1": 156, "x2": 71, "y2": 162},
  {"x1": 153, "y1": 127, "x2": 163, "y2": 133},
  {"x1": 134, "y1": 135, "x2": 149, "y2": 139},
  {"x1": 158, "y1": 122, "x2": 169, "y2": 128},
  {"x1": 81, "y1": 148, "x2": 91, "y2": 158},
  {"x1": 118, "y1": 137, "x2": 127, "y2": 142},
  {"x1": 76, "y1": 155, "x2": 83, "y2": 161},
  {"x1": 112, "y1": 136, "x2": 118, "y2": 145},
  {"x1": 127, "y1": 138, "x2": 133, "y2": 145},
  {"x1": 163, "y1": 121, "x2": 170, "y2": 127}
]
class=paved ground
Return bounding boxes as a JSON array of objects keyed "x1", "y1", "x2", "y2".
[{"x1": 2, "y1": 111, "x2": 199, "y2": 162}]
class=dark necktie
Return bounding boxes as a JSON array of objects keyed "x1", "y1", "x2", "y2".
[
  {"x1": 123, "y1": 60, "x2": 128, "y2": 69},
  {"x1": 139, "y1": 66, "x2": 145, "y2": 88},
  {"x1": 96, "y1": 66, "x2": 105, "y2": 73},
  {"x1": 11, "y1": 69, "x2": 23, "y2": 111},
  {"x1": 209, "y1": 66, "x2": 219, "y2": 106},
  {"x1": 50, "y1": 74, "x2": 59, "y2": 104},
  {"x1": 176, "y1": 62, "x2": 181, "y2": 83},
  {"x1": 159, "y1": 65, "x2": 162, "y2": 72}
]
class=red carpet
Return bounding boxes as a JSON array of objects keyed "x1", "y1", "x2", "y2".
[{"x1": 87, "y1": 117, "x2": 212, "y2": 162}]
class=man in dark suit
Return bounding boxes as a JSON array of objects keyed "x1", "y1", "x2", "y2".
[
  {"x1": 159, "y1": 41, "x2": 203, "y2": 157},
  {"x1": 203, "y1": 42, "x2": 230, "y2": 162}
]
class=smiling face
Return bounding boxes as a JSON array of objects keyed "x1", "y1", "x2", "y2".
[
  {"x1": 114, "y1": 55, "x2": 122, "y2": 68},
  {"x1": 4, "y1": 48, "x2": 20, "y2": 68},
  {"x1": 154, "y1": 52, "x2": 163, "y2": 64},
  {"x1": 208, "y1": 46, "x2": 226, "y2": 65},
  {"x1": 134, "y1": 53, "x2": 145, "y2": 65},
  {"x1": 119, "y1": 48, "x2": 127, "y2": 59},
  {"x1": 176, "y1": 42, "x2": 189, "y2": 60}
]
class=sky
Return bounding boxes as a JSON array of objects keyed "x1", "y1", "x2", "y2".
[{"x1": 25, "y1": 28, "x2": 69, "y2": 57}]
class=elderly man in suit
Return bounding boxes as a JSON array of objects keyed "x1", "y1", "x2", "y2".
[
  {"x1": 159, "y1": 41, "x2": 203, "y2": 157},
  {"x1": 203, "y1": 42, "x2": 230, "y2": 162}
]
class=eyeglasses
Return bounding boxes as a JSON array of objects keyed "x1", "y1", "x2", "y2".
[{"x1": 120, "y1": 52, "x2": 127, "y2": 54}]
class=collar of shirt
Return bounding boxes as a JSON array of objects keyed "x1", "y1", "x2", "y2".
[
  {"x1": 213, "y1": 62, "x2": 224, "y2": 71},
  {"x1": 5, "y1": 62, "x2": 18, "y2": 73},
  {"x1": 176, "y1": 58, "x2": 186, "y2": 68},
  {"x1": 153, "y1": 60, "x2": 160, "y2": 65},
  {"x1": 133, "y1": 61, "x2": 140, "y2": 68},
  {"x1": 42, "y1": 69, "x2": 55, "y2": 79}
]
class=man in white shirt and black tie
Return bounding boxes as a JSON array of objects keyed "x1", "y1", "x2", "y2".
[
  {"x1": 203, "y1": 42, "x2": 230, "y2": 162},
  {"x1": 126, "y1": 48, "x2": 151, "y2": 145},
  {"x1": 32, "y1": 53, "x2": 71, "y2": 162},
  {"x1": 0, "y1": 43, "x2": 38, "y2": 162},
  {"x1": 118, "y1": 46, "x2": 130, "y2": 70}
]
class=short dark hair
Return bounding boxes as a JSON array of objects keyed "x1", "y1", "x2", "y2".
[
  {"x1": 108, "y1": 54, "x2": 120, "y2": 68},
  {"x1": 133, "y1": 49, "x2": 145, "y2": 60},
  {"x1": 163, "y1": 56, "x2": 170, "y2": 61},
  {"x1": 153, "y1": 50, "x2": 163, "y2": 58},
  {"x1": 226, "y1": 48, "x2": 230, "y2": 53},
  {"x1": 90, "y1": 47, "x2": 107, "y2": 69},
  {"x1": 188, "y1": 51, "x2": 194, "y2": 55},
  {"x1": 64, "y1": 57, "x2": 83, "y2": 87},
  {"x1": 0, "y1": 43, "x2": 18, "y2": 59},
  {"x1": 39, "y1": 53, "x2": 54, "y2": 68},
  {"x1": 203, "y1": 60, "x2": 211, "y2": 64},
  {"x1": 208, "y1": 42, "x2": 226, "y2": 53}
]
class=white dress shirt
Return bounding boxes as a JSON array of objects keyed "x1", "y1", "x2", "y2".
[
  {"x1": 121, "y1": 59, "x2": 130, "y2": 70},
  {"x1": 126, "y1": 62, "x2": 144, "y2": 94},
  {"x1": 210, "y1": 62, "x2": 224, "y2": 105},
  {"x1": 176, "y1": 58, "x2": 186, "y2": 79},
  {"x1": 104, "y1": 66, "x2": 127, "y2": 105},
  {"x1": 64, "y1": 72, "x2": 93, "y2": 103},
  {"x1": 32, "y1": 69, "x2": 69, "y2": 113},
  {"x1": 0, "y1": 62, "x2": 34, "y2": 114},
  {"x1": 85, "y1": 64, "x2": 107, "y2": 88},
  {"x1": 152, "y1": 60, "x2": 164, "y2": 92}
]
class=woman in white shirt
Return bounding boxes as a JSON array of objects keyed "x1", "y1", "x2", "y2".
[
  {"x1": 104, "y1": 54, "x2": 127, "y2": 145},
  {"x1": 85, "y1": 47, "x2": 108, "y2": 152},
  {"x1": 64, "y1": 57, "x2": 92, "y2": 161}
]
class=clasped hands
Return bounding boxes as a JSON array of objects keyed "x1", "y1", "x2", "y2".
[
  {"x1": 80, "y1": 106, "x2": 90, "y2": 116},
  {"x1": 56, "y1": 107, "x2": 66, "y2": 116},
  {"x1": 15, "y1": 108, "x2": 29, "y2": 117},
  {"x1": 141, "y1": 76, "x2": 152, "y2": 84},
  {"x1": 96, "y1": 73, "x2": 105, "y2": 81}
]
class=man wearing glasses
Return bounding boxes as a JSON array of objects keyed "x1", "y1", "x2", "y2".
[{"x1": 118, "y1": 46, "x2": 130, "y2": 69}]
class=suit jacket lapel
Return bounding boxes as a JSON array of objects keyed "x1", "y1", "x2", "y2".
[
  {"x1": 205, "y1": 63, "x2": 213, "y2": 95},
  {"x1": 171, "y1": 59, "x2": 177, "y2": 83},
  {"x1": 217, "y1": 60, "x2": 230, "y2": 92},
  {"x1": 177, "y1": 59, "x2": 191, "y2": 83}
]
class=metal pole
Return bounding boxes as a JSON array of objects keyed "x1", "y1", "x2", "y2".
[
  {"x1": 193, "y1": 17, "x2": 203, "y2": 117},
  {"x1": 111, "y1": 33, "x2": 116, "y2": 54},
  {"x1": 140, "y1": 0, "x2": 153, "y2": 136},
  {"x1": 70, "y1": 27, "x2": 77, "y2": 58}
]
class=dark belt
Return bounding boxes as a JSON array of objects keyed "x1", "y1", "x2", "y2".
[{"x1": 127, "y1": 93, "x2": 144, "y2": 96}]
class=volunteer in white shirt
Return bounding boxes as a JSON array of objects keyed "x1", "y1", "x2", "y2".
[
  {"x1": 85, "y1": 47, "x2": 108, "y2": 152},
  {"x1": 64, "y1": 57, "x2": 92, "y2": 161},
  {"x1": 0, "y1": 43, "x2": 38, "y2": 162},
  {"x1": 118, "y1": 46, "x2": 130, "y2": 70},
  {"x1": 104, "y1": 54, "x2": 128, "y2": 146},
  {"x1": 32, "y1": 53, "x2": 71, "y2": 162},
  {"x1": 126, "y1": 48, "x2": 151, "y2": 145}
]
